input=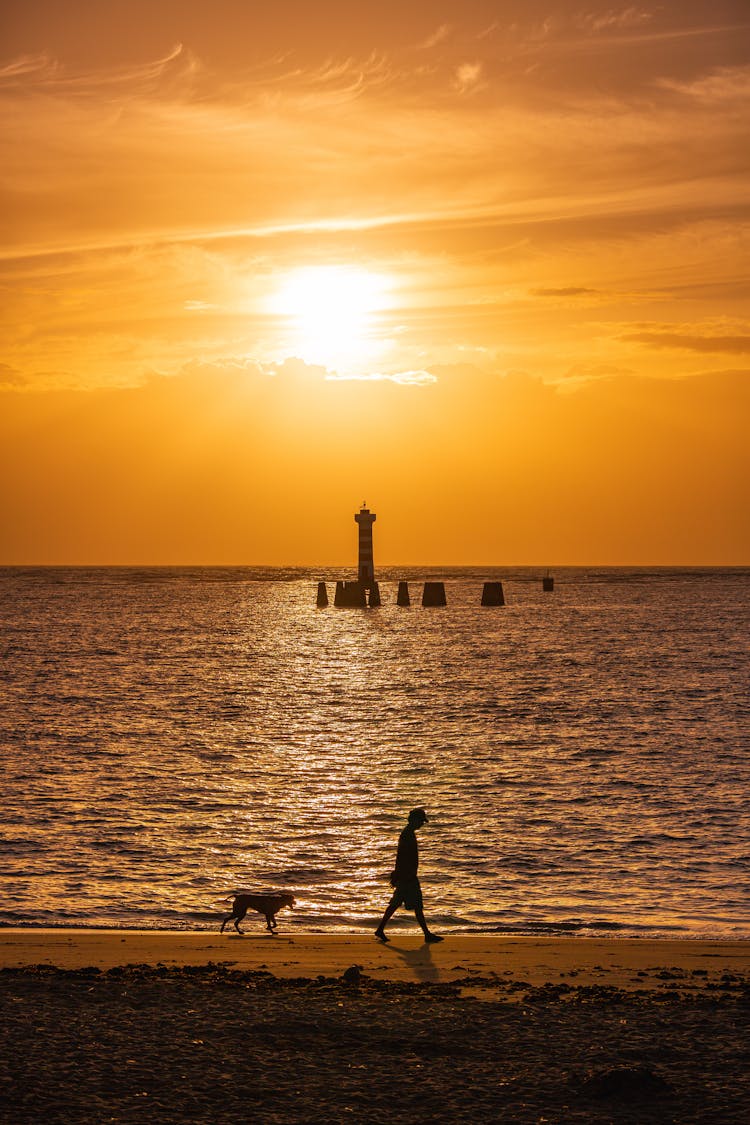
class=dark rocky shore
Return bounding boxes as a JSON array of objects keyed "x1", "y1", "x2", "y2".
[{"x1": 1, "y1": 965, "x2": 748, "y2": 1123}]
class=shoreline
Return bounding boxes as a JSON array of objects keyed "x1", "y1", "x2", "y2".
[{"x1": 2, "y1": 928, "x2": 748, "y2": 989}]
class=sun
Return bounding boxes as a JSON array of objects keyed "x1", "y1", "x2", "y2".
[{"x1": 267, "y1": 265, "x2": 391, "y2": 370}]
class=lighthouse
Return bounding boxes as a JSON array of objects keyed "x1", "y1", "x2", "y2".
[{"x1": 355, "y1": 503, "x2": 376, "y2": 590}]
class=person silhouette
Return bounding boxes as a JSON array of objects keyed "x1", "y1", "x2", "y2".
[{"x1": 375, "y1": 807, "x2": 443, "y2": 944}]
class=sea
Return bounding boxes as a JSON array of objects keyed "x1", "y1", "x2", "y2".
[{"x1": 1, "y1": 566, "x2": 748, "y2": 939}]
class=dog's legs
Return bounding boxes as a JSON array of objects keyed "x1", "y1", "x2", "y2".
[
  {"x1": 220, "y1": 913, "x2": 232, "y2": 933},
  {"x1": 233, "y1": 905, "x2": 248, "y2": 935},
  {"x1": 265, "y1": 914, "x2": 277, "y2": 934}
]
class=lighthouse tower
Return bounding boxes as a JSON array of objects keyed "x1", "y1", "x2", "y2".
[{"x1": 355, "y1": 504, "x2": 376, "y2": 590}]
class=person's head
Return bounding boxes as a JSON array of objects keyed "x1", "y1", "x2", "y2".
[{"x1": 408, "y1": 807, "x2": 428, "y2": 829}]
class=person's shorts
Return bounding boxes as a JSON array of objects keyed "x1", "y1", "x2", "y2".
[{"x1": 389, "y1": 877, "x2": 423, "y2": 912}]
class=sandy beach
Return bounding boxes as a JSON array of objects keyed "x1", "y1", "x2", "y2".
[
  {"x1": 2, "y1": 928, "x2": 749, "y2": 989},
  {"x1": 1, "y1": 930, "x2": 748, "y2": 1123}
]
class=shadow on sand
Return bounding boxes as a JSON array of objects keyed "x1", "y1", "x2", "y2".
[{"x1": 379, "y1": 939, "x2": 438, "y2": 983}]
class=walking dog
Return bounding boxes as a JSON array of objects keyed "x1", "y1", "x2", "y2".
[{"x1": 220, "y1": 892, "x2": 296, "y2": 935}]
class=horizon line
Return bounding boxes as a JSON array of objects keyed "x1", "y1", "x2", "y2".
[{"x1": 1, "y1": 563, "x2": 747, "y2": 571}]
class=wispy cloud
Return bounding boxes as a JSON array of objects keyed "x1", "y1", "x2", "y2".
[
  {"x1": 531, "y1": 287, "x2": 599, "y2": 297},
  {"x1": 184, "y1": 300, "x2": 219, "y2": 312},
  {"x1": 658, "y1": 64, "x2": 750, "y2": 103},
  {"x1": 453, "y1": 61, "x2": 483, "y2": 93},
  {"x1": 623, "y1": 332, "x2": 750, "y2": 354},
  {"x1": 561, "y1": 361, "x2": 634, "y2": 385},
  {"x1": 332, "y1": 368, "x2": 437, "y2": 385},
  {"x1": 418, "y1": 24, "x2": 452, "y2": 50},
  {"x1": 575, "y1": 8, "x2": 654, "y2": 35},
  {"x1": 0, "y1": 362, "x2": 26, "y2": 386},
  {"x1": 2, "y1": 41, "x2": 747, "y2": 264},
  {"x1": 0, "y1": 43, "x2": 194, "y2": 92}
]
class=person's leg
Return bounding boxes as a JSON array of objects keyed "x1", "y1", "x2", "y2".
[
  {"x1": 415, "y1": 905, "x2": 443, "y2": 943},
  {"x1": 375, "y1": 895, "x2": 401, "y2": 941}
]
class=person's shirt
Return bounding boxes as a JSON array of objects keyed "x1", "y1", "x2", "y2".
[{"x1": 394, "y1": 824, "x2": 419, "y2": 880}]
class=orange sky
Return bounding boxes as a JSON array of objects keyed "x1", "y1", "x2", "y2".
[{"x1": 1, "y1": 1, "x2": 748, "y2": 563}]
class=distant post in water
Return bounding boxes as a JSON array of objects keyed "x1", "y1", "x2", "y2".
[
  {"x1": 355, "y1": 503, "x2": 377, "y2": 591},
  {"x1": 481, "y1": 581, "x2": 505, "y2": 606},
  {"x1": 316, "y1": 581, "x2": 329, "y2": 607},
  {"x1": 542, "y1": 572, "x2": 555, "y2": 592},
  {"x1": 334, "y1": 580, "x2": 366, "y2": 607},
  {"x1": 422, "y1": 581, "x2": 447, "y2": 607},
  {"x1": 397, "y1": 580, "x2": 410, "y2": 606}
]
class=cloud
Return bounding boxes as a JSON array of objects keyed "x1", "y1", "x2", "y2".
[
  {"x1": 182, "y1": 356, "x2": 272, "y2": 378},
  {"x1": 562, "y1": 362, "x2": 634, "y2": 384},
  {"x1": 157, "y1": 356, "x2": 439, "y2": 389},
  {"x1": 337, "y1": 369, "x2": 437, "y2": 385},
  {"x1": 623, "y1": 333, "x2": 750, "y2": 354},
  {"x1": 388, "y1": 369, "x2": 437, "y2": 385},
  {"x1": 453, "y1": 61, "x2": 483, "y2": 93},
  {"x1": 0, "y1": 362, "x2": 26, "y2": 387},
  {"x1": 0, "y1": 54, "x2": 59, "y2": 81},
  {"x1": 265, "y1": 356, "x2": 329, "y2": 381},
  {"x1": 418, "y1": 25, "x2": 452, "y2": 50},
  {"x1": 658, "y1": 64, "x2": 750, "y2": 104},
  {"x1": 260, "y1": 359, "x2": 437, "y2": 386},
  {"x1": 575, "y1": 8, "x2": 654, "y2": 35},
  {"x1": 2, "y1": 39, "x2": 747, "y2": 266},
  {"x1": 531, "y1": 286, "x2": 599, "y2": 297},
  {"x1": 0, "y1": 43, "x2": 196, "y2": 93}
]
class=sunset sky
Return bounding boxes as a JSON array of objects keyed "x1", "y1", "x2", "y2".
[{"x1": 1, "y1": 0, "x2": 747, "y2": 564}]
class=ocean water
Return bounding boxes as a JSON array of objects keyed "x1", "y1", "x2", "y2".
[{"x1": 1, "y1": 566, "x2": 748, "y2": 939}]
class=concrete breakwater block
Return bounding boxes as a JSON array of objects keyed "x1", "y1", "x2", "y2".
[
  {"x1": 368, "y1": 583, "x2": 381, "y2": 607},
  {"x1": 316, "y1": 581, "x2": 329, "y2": 607},
  {"x1": 334, "y1": 580, "x2": 367, "y2": 607},
  {"x1": 396, "y1": 581, "x2": 410, "y2": 606},
  {"x1": 542, "y1": 575, "x2": 554, "y2": 592},
  {"x1": 481, "y1": 581, "x2": 505, "y2": 606},
  {"x1": 422, "y1": 581, "x2": 447, "y2": 607}
]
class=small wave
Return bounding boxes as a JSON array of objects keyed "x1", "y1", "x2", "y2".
[
  {"x1": 464, "y1": 918, "x2": 682, "y2": 935},
  {"x1": 259, "y1": 869, "x2": 332, "y2": 884},
  {"x1": 572, "y1": 747, "x2": 622, "y2": 758},
  {"x1": 183, "y1": 914, "x2": 224, "y2": 927}
]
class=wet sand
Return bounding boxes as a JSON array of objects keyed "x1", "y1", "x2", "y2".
[
  {"x1": 2, "y1": 929, "x2": 749, "y2": 987},
  {"x1": 1, "y1": 931, "x2": 748, "y2": 1122}
]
